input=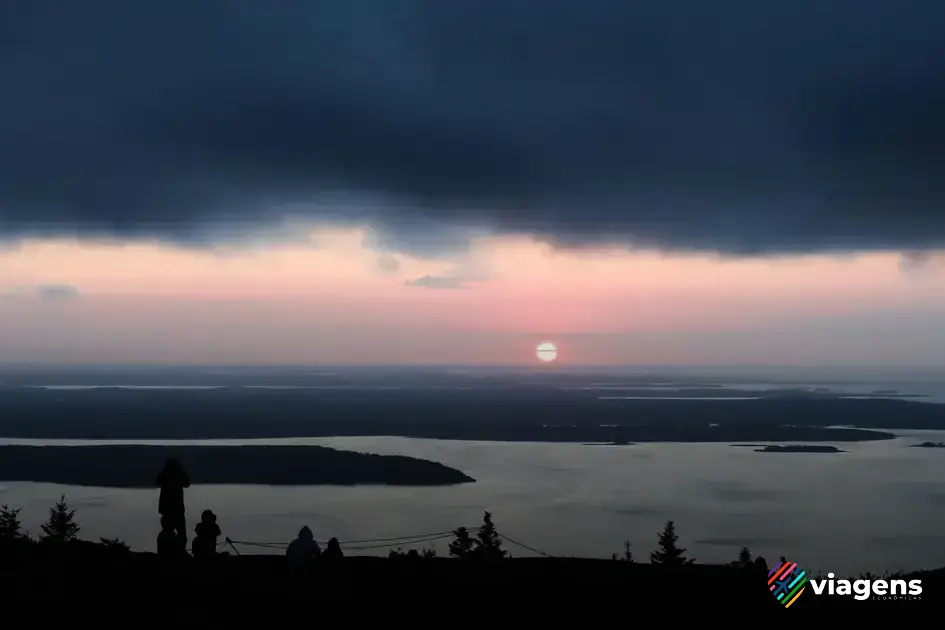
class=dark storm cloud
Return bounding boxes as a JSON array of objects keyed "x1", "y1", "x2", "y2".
[
  {"x1": 1, "y1": 1, "x2": 944, "y2": 255},
  {"x1": 898, "y1": 251, "x2": 945, "y2": 274},
  {"x1": 376, "y1": 254, "x2": 400, "y2": 274},
  {"x1": 35, "y1": 284, "x2": 82, "y2": 301},
  {"x1": 404, "y1": 275, "x2": 470, "y2": 290}
]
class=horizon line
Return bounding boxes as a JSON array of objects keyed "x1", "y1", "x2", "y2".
[{"x1": 1, "y1": 362, "x2": 944, "y2": 373}]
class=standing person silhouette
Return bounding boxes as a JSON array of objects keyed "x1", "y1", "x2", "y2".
[{"x1": 157, "y1": 458, "x2": 191, "y2": 551}]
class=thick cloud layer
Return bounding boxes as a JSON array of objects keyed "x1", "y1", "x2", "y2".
[{"x1": 1, "y1": 0, "x2": 943, "y2": 254}]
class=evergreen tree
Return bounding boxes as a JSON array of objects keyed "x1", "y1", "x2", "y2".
[
  {"x1": 448, "y1": 526, "x2": 475, "y2": 559},
  {"x1": 737, "y1": 546, "x2": 752, "y2": 566},
  {"x1": 622, "y1": 540, "x2": 634, "y2": 563},
  {"x1": 473, "y1": 511, "x2": 507, "y2": 559},
  {"x1": 0, "y1": 504, "x2": 24, "y2": 541},
  {"x1": 649, "y1": 520, "x2": 692, "y2": 566},
  {"x1": 40, "y1": 494, "x2": 80, "y2": 543}
]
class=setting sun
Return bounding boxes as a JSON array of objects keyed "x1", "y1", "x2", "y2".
[{"x1": 536, "y1": 342, "x2": 558, "y2": 363}]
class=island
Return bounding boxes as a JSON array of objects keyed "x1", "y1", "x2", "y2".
[
  {"x1": 753, "y1": 445, "x2": 845, "y2": 453},
  {"x1": 911, "y1": 441, "x2": 945, "y2": 449},
  {"x1": 0, "y1": 445, "x2": 475, "y2": 487}
]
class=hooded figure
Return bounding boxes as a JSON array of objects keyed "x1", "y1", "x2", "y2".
[
  {"x1": 193, "y1": 509, "x2": 221, "y2": 560},
  {"x1": 286, "y1": 526, "x2": 321, "y2": 565},
  {"x1": 323, "y1": 537, "x2": 344, "y2": 560}
]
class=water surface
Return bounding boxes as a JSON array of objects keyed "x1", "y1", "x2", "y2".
[{"x1": 2, "y1": 431, "x2": 944, "y2": 575}]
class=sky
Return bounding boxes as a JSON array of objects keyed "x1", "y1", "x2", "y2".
[{"x1": 1, "y1": 1, "x2": 944, "y2": 366}]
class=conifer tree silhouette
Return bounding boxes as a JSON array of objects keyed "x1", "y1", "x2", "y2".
[
  {"x1": 649, "y1": 520, "x2": 692, "y2": 566},
  {"x1": 448, "y1": 526, "x2": 475, "y2": 558},
  {"x1": 737, "y1": 546, "x2": 753, "y2": 566},
  {"x1": 40, "y1": 494, "x2": 80, "y2": 543},
  {"x1": 474, "y1": 511, "x2": 507, "y2": 559},
  {"x1": 622, "y1": 540, "x2": 634, "y2": 562},
  {"x1": 0, "y1": 504, "x2": 24, "y2": 541}
]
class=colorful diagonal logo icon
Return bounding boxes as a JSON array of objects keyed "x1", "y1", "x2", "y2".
[{"x1": 768, "y1": 559, "x2": 807, "y2": 608}]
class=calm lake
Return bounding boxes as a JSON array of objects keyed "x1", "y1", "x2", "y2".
[{"x1": 3, "y1": 431, "x2": 945, "y2": 576}]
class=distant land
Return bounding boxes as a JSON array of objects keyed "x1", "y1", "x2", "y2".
[
  {"x1": 0, "y1": 387, "x2": 933, "y2": 443},
  {"x1": 0, "y1": 445, "x2": 475, "y2": 487},
  {"x1": 753, "y1": 445, "x2": 845, "y2": 453},
  {"x1": 911, "y1": 441, "x2": 945, "y2": 449}
]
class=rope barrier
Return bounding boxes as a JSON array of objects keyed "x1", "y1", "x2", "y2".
[
  {"x1": 226, "y1": 540, "x2": 287, "y2": 550},
  {"x1": 336, "y1": 527, "x2": 478, "y2": 545},
  {"x1": 343, "y1": 532, "x2": 456, "y2": 551},
  {"x1": 220, "y1": 524, "x2": 556, "y2": 558},
  {"x1": 500, "y1": 534, "x2": 555, "y2": 558}
]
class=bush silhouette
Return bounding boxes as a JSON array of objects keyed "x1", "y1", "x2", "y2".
[
  {"x1": 40, "y1": 494, "x2": 80, "y2": 543},
  {"x1": 100, "y1": 537, "x2": 130, "y2": 552},
  {"x1": 389, "y1": 547, "x2": 437, "y2": 559},
  {"x1": 650, "y1": 520, "x2": 693, "y2": 566}
]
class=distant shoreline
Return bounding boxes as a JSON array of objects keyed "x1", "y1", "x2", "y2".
[{"x1": 3, "y1": 388, "x2": 938, "y2": 443}]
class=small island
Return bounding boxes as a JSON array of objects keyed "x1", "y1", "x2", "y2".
[
  {"x1": 911, "y1": 441, "x2": 945, "y2": 449},
  {"x1": 0, "y1": 445, "x2": 475, "y2": 487},
  {"x1": 754, "y1": 445, "x2": 845, "y2": 453}
]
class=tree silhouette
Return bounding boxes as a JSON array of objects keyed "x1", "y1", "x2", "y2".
[
  {"x1": 613, "y1": 540, "x2": 634, "y2": 562},
  {"x1": 650, "y1": 520, "x2": 692, "y2": 566},
  {"x1": 622, "y1": 540, "x2": 634, "y2": 562},
  {"x1": 473, "y1": 511, "x2": 507, "y2": 559},
  {"x1": 449, "y1": 526, "x2": 475, "y2": 559},
  {"x1": 40, "y1": 494, "x2": 80, "y2": 543},
  {"x1": 737, "y1": 546, "x2": 752, "y2": 567},
  {"x1": 0, "y1": 504, "x2": 24, "y2": 541}
]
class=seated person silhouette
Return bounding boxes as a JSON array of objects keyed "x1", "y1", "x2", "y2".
[
  {"x1": 192, "y1": 509, "x2": 221, "y2": 560},
  {"x1": 286, "y1": 526, "x2": 321, "y2": 565},
  {"x1": 157, "y1": 514, "x2": 183, "y2": 558},
  {"x1": 323, "y1": 537, "x2": 344, "y2": 559}
]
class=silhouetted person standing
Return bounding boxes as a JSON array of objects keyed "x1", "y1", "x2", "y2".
[
  {"x1": 755, "y1": 556, "x2": 768, "y2": 576},
  {"x1": 157, "y1": 458, "x2": 190, "y2": 551},
  {"x1": 323, "y1": 537, "x2": 344, "y2": 559},
  {"x1": 193, "y1": 509, "x2": 221, "y2": 560},
  {"x1": 286, "y1": 526, "x2": 320, "y2": 566}
]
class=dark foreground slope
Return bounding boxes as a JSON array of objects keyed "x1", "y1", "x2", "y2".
[
  {"x1": 0, "y1": 445, "x2": 474, "y2": 487},
  {"x1": 1, "y1": 541, "x2": 938, "y2": 614}
]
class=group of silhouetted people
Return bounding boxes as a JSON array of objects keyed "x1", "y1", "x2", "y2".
[
  {"x1": 285, "y1": 526, "x2": 344, "y2": 565},
  {"x1": 156, "y1": 458, "x2": 342, "y2": 563},
  {"x1": 156, "y1": 458, "x2": 220, "y2": 560}
]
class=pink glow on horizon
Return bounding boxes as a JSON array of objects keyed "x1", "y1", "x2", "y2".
[{"x1": 1, "y1": 231, "x2": 944, "y2": 365}]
